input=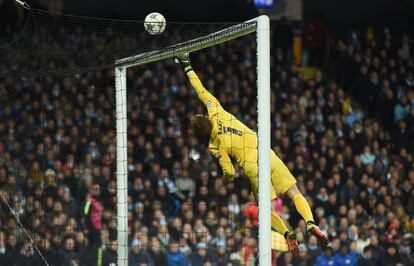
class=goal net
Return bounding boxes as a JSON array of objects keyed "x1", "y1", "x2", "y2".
[
  {"x1": 0, "y1": 4, "x2": 276, "y2": 266},
  {"x1": 115, "y1": 16, "x2": 272, "y2": 266}
]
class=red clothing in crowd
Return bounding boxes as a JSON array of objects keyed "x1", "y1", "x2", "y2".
[
  {"x1": 85, "y1": 194, "x2": 103, "y2": 230},
  {"x1": 245, "y1": 201, "x2": 258, "y2": 226}
]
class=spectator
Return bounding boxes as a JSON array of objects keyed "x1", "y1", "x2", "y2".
[
  {"x1": 394, "y1": 96, "x2": 411, "y2": 123},
  {"x1": 102, "y1": 240, "x2": 117, "y2": 266},
  {"x1": 84, "y1": 184, "x2": 103, "y2": 246},
  {"x1": 366, "y1": 236, "x2": 385, "y2": 266},
  {"x1": 334, "y1": 243, "x2": 357, "y2": 266},
  {"x1": 148, "y1": 237, "x2": 168, "y2": 266},
  {"x1": 360, "y1": 146, "x2": 375, "y2": 165},
  {"x1": 166, "y1": 240, "x2": 188, "y2": 266},
  {"x1": 384, "y1": 243, "x2": 403, "y2": 266},
  {"x1": 17, "y1": 241, "x2": 35, "y2": 265},
  {"x1": 189, "y1": 242, "x2": 213, "y2": 265},
  {"x1": 306, "y1": 235, "x2": 322, "y2": 265},
  {"x1": 357, "y1": 246, "x2": 373, "y2": 266},
  {"x1": 60, "y1": 237, "x2": 78, "y2": 266},
  {"x1": 240, "y1": 238, "x2": 256, "y2": 265},
  {"x1": 59, "y1": 185, "x2": 79, "y2": 220},
  {"x1": 129, "y1": 239, "x2": 154, "y2": 266},
  {"x1": 392, "y1": 121, "x2": 411, "y2": 151},
  {"x1": 227, "y1": 193, "x2": 240, "y2": 217},
  {"x1": 175, "y1": 170, "x2": 195, "y2": 201},
  {"x1": 315, "y1": 246, "x2": 335, "y2": 266},
  {"x1": 215, "y1": 243, "x2": 230, "y2": 266},
  {"x1": 292, "y1": 243, "x2": 311, "y2": 266},
  {"x1": 278, "y1": 252, "x2": 294, "y2": 266},
  {"x1": 32, "y1": 239, "x2": 60, "y2": 266},
  {"x1": 399, "y1": 235, "x2": 414, "y2": 265},
  {"x1": 245, "y1": 196, "x2": 258, "y2": 227}
]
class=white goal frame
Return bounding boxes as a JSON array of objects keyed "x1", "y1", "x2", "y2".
[{"x1": 115, "y1": 15, "x2": 271, "y2": 266}]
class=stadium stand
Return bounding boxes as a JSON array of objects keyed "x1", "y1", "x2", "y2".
[{"x1": 0, "y1": 13, "x2": 413, "y2": 266}]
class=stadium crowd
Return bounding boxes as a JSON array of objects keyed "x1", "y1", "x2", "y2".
[
  {"x1": 329, "y1": 26, "x2": 414, "y2": 133},
  {"x1": 0, "y1": 13, "x2": 413, "y2": 266}
]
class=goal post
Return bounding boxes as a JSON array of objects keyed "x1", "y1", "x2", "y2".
[
  {"x1": 115, "y1": 15, "x2": 272, "y2": 266},
  {"x1": 256, "y1": 15, "x2": 272, "y2": 265},
  {"x1": 115, "y1": 66, "x2": 128, "y2": 265}
]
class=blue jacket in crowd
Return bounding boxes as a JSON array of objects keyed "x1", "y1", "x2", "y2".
[
  {"x1": 333, "y1": 252, "x2": 357, "y2": 266},
  {"x1": 167, "y1": 251, "x2": 188, "y2": 266},
  {"x1": 315, "y1": 253, "x2": 335, "y2": 266}
]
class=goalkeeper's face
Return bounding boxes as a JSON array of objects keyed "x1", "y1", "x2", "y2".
[{"x1": 191, "y1": 115, "x2": 213, "y2": 136}]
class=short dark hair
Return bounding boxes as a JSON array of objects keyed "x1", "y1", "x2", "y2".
[
  {"x1": 363, "y1": 246, "x2": 371, "y2": 253},
  {"x1": 191, "y1": 115, "x2": 213, "y2": 135}
]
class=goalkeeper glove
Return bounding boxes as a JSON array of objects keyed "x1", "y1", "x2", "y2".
[
  {"x1": 175, "y1": 52, "x2": 192, "y2": 73},
  {"x1": 223, "y1": 171, "x2": 235, "y2": 182}
]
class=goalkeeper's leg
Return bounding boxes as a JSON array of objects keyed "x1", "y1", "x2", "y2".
[
  {"x1": 250, "y1": 176, "x2": 300, "y2": 257},
  {"x1": 270, "y1": 151, "x2": 329, "y2": 246},
  {"x1": 286, "y1": 185, "x2": 329, "y2": 246}
]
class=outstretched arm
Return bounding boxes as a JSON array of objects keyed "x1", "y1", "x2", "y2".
[{"x1": 176, "y1": 53, "x2": 223, "y2": 116}]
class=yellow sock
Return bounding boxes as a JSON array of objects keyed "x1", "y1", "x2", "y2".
[
  {"x1": 293, "y1": 194, "x2": 314, "y2": 223},
  {"x1": 271, "y1": 211, "x2": 289, "y2": 235}
]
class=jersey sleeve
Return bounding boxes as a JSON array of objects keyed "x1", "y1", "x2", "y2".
[
  {"x1": 187, "y1": 70, "x2": 223, "y2": 117},
  {"x1": 210, "y1": 147, "x2": 235, "y2": 181}
]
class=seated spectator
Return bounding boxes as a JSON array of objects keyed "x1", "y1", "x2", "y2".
[
  {"x1": 360, "y1": 146, "x2": 375, "y2": 165},
  {"x1": 399, "y1": 235, "x2": 414, "y2": 266},
  {"x1": 333, "y1": 242, "x2": 357, "y2": 266},
  {"x1": 60, "y1": 237, "x2": 78, "y2": 266},
  {"x1": 166, "y1": 240, "x2": 188, "y2": 266},
  {"x1": 357, "y1": 246, "x2": 373, "y2": 266},
  {"x1": 189, "y1": 242, "x2": 213, "y2": 265},
  {"x1": 315, "y1": 246, "x2": 335, "y2": 266},
  {"x1": 394, "y1": 96, "x2": 411, "y2": 124},
  {"x1": 175, "y1": 170, "x2": 195, "y2": 201},
  {"x1": 102, "y1": 240, "x2": 117, "y2": 266},
  {"x1": 384, "y1": 243, "x2": 403, "y2": 266},
  {"x1": 366, "y1": 236, "x2": 385, "y2": 266},
  {"x1": 215, "y1": 243, "x2": 230, "y2": 266},
  {"x1": 306, "y1": 235, "x2": 321, "y2": 264},
  {"x1": 129, "y1": 239, "x2": 153, "y2": 266},
  {"x1": 148, "y1": 237, "x2": 168, "y2": 266}
]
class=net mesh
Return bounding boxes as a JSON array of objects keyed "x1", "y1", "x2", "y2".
[
  {"x1": 1, "y1": 7, "x2": 239, "y2": 78},
  {"x1": 0, "y1": 5, "x2": 277, "y2": 266}
]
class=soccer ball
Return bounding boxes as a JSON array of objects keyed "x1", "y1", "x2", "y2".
[{"x1": 144, "y1": 12, "x2": 166, "y2": 35}]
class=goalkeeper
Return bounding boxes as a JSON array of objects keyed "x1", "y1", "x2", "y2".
[{"x1": 176, "y1": 53, "x2": 329, "y2": 256}]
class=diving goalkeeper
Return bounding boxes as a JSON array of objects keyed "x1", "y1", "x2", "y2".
[{"x1": 176, "y1": 53, "x2": 329, "y2": 256}]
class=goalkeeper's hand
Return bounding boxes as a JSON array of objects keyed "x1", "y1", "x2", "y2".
[
  {"x1": 175, "y1": 52, "x2": 192, "y2": 73},
  {"x1": 223, "y1": 171, "x2": 235, "y2": 182}
]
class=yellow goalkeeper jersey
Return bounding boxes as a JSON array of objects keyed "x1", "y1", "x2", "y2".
[
  {"x1": 187, "y1": 70, "x2": 296, "y2": 198},
  {"x1": 187, "y1": 71, "x2": 257, "y2": 177}
]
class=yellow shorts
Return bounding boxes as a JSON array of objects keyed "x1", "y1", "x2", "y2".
[{"x1": 244, "y1": 150, "x2": 297, "y2": 201}]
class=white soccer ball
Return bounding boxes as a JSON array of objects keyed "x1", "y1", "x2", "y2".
[{"x1": 144, "y1": 12, "x2": 166, "y2": 35}]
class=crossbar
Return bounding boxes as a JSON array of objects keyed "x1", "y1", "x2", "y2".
[{"x1": 115, "y1": 20, "x2": 257, "y2": 68}]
